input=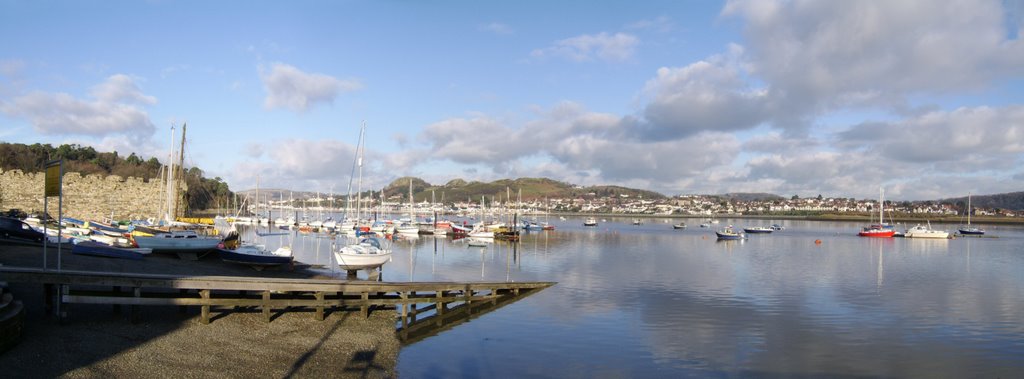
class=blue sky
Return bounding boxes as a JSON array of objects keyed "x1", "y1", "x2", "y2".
[{"x1": 2, "y1": 0, "x2": 1023, "y2": 200}]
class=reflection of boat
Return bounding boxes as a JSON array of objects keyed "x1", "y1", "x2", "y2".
[
  {"x1": 672, "y1": 222, "x2": 686, "y2": 229},
  {"x1": 958, "y1": 193, "x2": 985, "y2": 235},
  {"x1": 715, "y1": 226, "x2": 745, "y2": 240},
  {"x1": 859, "y1": 187, "x2": 896, "y2": 238},
  {"x1": 743, "y1": 226, "x2": 773, "y2": 234},
  {"x1": 904, "y1": 222, "x2": 949, "y2": 239},
  {"x1": 466, "y1": 238, "x2": 490, "y2": 247},
  {"x1": 334, "y1": 237, "x2": 392, "y2": 270},
  {"x1": 583, "y1": 218, "x2": 598, "y2": 227}
]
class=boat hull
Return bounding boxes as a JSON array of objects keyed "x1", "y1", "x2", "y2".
[
  {"x1": 72, "y1": 241, "x2": 144, "y2": 260},
  {"x1": 134, "y1": 236, "x2": 221, "y2": 253},
  {"x1": 216, "y1": 249, "x2": 293, "y2": 266},
  {"x1": 333, "y1": 251, "x2": 391, "y2": 270}
]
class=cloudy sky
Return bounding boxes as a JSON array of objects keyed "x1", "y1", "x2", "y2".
[{"x1": 2, "y1": 1, "x2": 1023, "y2": 200}]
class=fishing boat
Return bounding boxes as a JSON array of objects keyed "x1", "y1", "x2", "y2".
[
  {"x1": 904, "y1": 222, "x2": 949, "y2": 239},
  {"x1": 958, "y1": 193, "x2": 985, "y2": 235},
  {"x1": 858, "y1": 188, "x2": 896, "y2": 238},
  {"x1": 715, "y1": 226, "x2": 745, "y2": 240},
  {"x1": 333, "y1": 237, "x2": 392, "y2": 270},
  {"x1": 583, "y1": 217, "x2": 598, "y2": 227},
  {"x1": 743, "y1": 226, "x2": 773, "y2": 234}
]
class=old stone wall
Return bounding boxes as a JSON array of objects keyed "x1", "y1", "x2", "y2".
[{"x1": 0, "y1": 168, "x2": 168, "y2": 221}]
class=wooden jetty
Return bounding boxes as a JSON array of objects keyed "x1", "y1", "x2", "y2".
[{"x1": 0, "y1": 266, "x2": 554, "y2": 328}]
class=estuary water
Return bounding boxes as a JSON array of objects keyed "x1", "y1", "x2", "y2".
[{"x1": 244, "y1": 217, "x2": 1024, "y2": 377}]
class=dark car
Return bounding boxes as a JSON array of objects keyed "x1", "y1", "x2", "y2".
[{"x1": 0, "y1": 216, "x2": 45, "y2": 242}]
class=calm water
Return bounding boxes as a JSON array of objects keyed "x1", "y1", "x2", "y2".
[{"x1": 243, "y1": 217, "x2": 1024, "y2": 377}]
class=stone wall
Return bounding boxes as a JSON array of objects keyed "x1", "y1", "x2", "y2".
[{"x1": 0, "y1": 168, "x2": 169, "y2": 221}]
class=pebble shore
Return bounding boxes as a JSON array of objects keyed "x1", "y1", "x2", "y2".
[{"x1": 0, "y1": 243, "x2": 399, "y2": 378}]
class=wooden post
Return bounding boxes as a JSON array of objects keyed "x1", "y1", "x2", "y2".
[
  {"x1": 315, "y1": 291, "x2": 325, "y2": 321},
  {"x1": 58, "y1": 284, "x2": 69, "y2": 324},
  {"x1": 400, "y1": 292, "x2": 408, "y2": 329},
  {"x1": 130, "y1": 287, "x2": 141, "y2": 323},
  {"x1": 436, "y1": 290, "x2": 445, "y2": 315},
  {"x1": 179, "y1": 289, "x2": 188, "y2": 313},
  {"x1": 490, "y1": 287, "x2": 497, "y2": 305},
  {"x1": 200, "y1": 289, "x2": 211, "y2": 324},
  {"x1": 361, "y1": 291, "x2": 369, "y2": 318},
  {"x1": 262, "y1": 290, "x2": 271, "y2": 322},
  {"x1": 43, "y1": 283, "x2": 53, "y2": 315},
  {"x1": 112, "y1": 286, "x2": 122, "y2": 314}
]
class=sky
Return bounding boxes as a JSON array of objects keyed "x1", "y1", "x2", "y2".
[{"x1": 2, "y1": 0, "x2": 1023, "y2": 201}]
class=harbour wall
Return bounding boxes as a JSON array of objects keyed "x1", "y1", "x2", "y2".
[{"x1": 0, "y1": 168, "x2": 168, "y2": 221}]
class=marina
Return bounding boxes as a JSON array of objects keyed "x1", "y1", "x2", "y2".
[{"x1": 2, "y1": 213, "x2": 1024, "y2": 376}]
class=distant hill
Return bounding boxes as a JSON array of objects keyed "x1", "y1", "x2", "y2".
[
  {"x1": 241, "y1": 177, "x2": 666, "y2": 204},
  {"x1": 939, "y1": 192, "x2": 1024, "y2": 211}
]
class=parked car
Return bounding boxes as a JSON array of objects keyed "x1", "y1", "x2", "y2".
[{"x1": 0, "y1": 216, "x2": 45, "y2": 242}]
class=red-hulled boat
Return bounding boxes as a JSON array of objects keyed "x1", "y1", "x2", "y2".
[{"x1": 859, "y1": 187, "x2": 895, "y2": 238}]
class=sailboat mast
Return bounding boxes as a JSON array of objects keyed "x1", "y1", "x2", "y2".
[
  {"x1": 177, "y1": 123, "x2": 187, "y2": 218},
  {"x1": 879, "y1": 187, "x2": 885, "y2": 225},
  {"x1": 165, "y1": 125, "x2": 176, "y2": 223},
  {"x1": 356, "y1": 121, "x2": 365, "y2": 223},
  {"x1": 967, "y1": 192, "x2": 972, "y2": 226}
]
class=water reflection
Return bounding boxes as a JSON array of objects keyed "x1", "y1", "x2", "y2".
[{"x1": 394, "y1": 218, "x2": 1024, "y2": 377}]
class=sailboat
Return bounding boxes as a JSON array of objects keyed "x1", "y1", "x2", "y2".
[
  {"x1": 396, "y1": 180, "x2": 420, "y2": 236},
  {"x1": 858, "y1": 187, "x2": 896, "y2": 238},
  {"x1": 958, "y1": 193, "x2": 985, "y2": 235},
  {"x1": 334, "y1": 122, "x2": 393, "y2": 271},
  {"x1": 133, "y1": 124, "x2": 222, "y2": 256}
]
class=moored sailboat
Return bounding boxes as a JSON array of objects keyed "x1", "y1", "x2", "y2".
[
  {"x1": 858, "y1": 187, "x2": 896, "y2": 238},
  {"x1": 958, "y1": 193, "x2": 985, "y2": 235}
]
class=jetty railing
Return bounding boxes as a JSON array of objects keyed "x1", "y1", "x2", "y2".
[{"x1": 0, "y1": 267, "x2": 555, "y2": 327}]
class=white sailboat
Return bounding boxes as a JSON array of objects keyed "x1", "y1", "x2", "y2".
[
  {"x1": 334, "y1": 122, "x2": 392, "y2": 271},
  {"x1": 134, "y1": 123, "x2": 221, "y2": 256}
]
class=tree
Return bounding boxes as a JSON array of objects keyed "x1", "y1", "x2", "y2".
[{"x1": 791, "y1": 195, "x2": 800, "y2": 200}]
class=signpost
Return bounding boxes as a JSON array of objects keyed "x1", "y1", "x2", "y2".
[{"x1": 43, "y1": 160, "x2": 63, "y2": 271}]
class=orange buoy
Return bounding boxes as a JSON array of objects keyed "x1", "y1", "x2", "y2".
[{"x1": 814, "y1": 239, "x2": 822, "y2": 245}]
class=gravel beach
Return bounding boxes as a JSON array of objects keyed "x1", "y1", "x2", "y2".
[{"x1": 0, "y1": 242, "x2": 399, "y2": 378}]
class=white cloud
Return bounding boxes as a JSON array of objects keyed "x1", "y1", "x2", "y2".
[
  {"x1": 90, "y1": 74, "x2": 157, "y2": 105},
  {"x1": 838, "y1": 106, "x2": 1024, "y2": 169},
  {"x1": 0, "y1": 59, "x2": 25, "y2": 77},
  {"x1": 531, "y1": 32, "x2": 639, "y2": 62},
  {"x1": 480, "y1": 22, "x2": 514, "y2": 35},
  {"x1": 723, "y1": 0, "x2": 1024, "y2": 111},
  {"x1": 260, "y1": 63, "x2": 363, "y2": 112},
  {"x1": 641, "y1": 45, "x2": 769, "y2": 139},
  {"x1": 625, "y1": 16, "x2": 674, "y2": 33},
  {"x1": 0, "y1": 74, "x2": 156, "y2": 140}
]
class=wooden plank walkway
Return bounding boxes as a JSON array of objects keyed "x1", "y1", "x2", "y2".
[{"x1": 0, "y1": 266, "x2": 555, "y2": 326}]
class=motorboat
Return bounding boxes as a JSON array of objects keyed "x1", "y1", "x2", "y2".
[
  {"x1": 715, "y1": 226, "x2": 745, "y2": 240},
  {"x1": 904, "y1": 223, "x2": 949, "y2": 239},
  {"x1": 217, "y1": 243, "x2": 293, "y2": 268},
  {"x1": 743, "y1": 226, "x2": 773, "y2": 234},
  {"x1": 333, "y1": 237, "x2": 392, "y2": 270},
  {"x1": 583, "y1": 217, "x2": 598, "y2": 227},
  {"x1": 672, "y1": 222, "x2": 686, "y2": 230}
]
